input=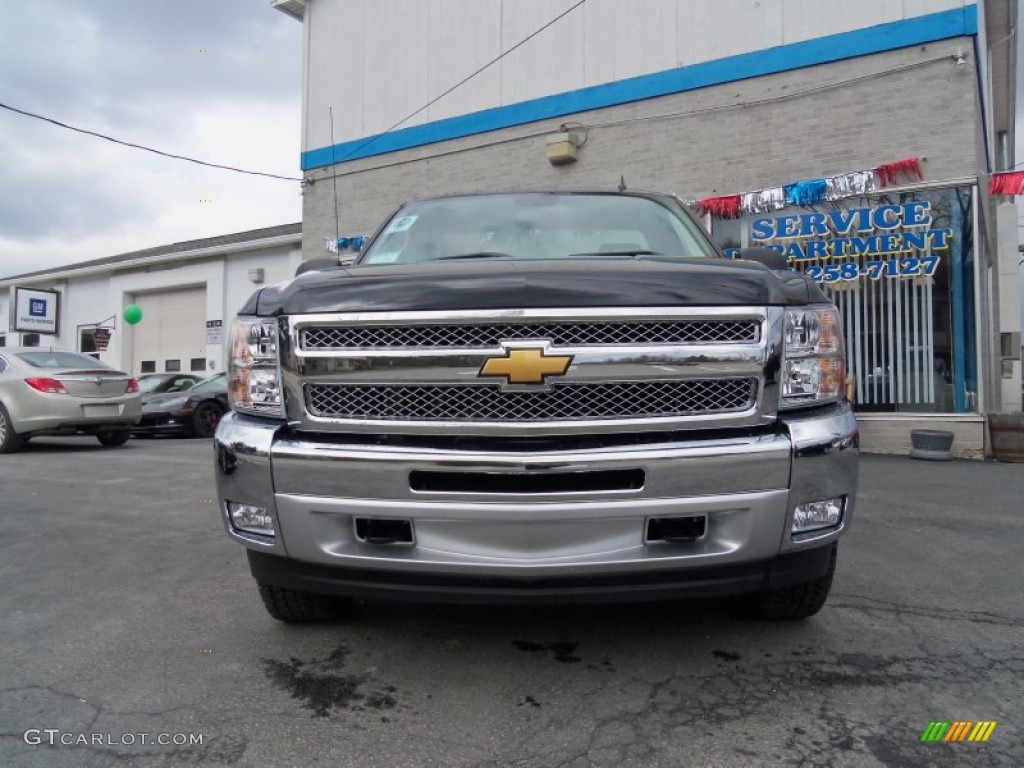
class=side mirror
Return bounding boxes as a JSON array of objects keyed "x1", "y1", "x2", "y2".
[
  {"x1": 737, "y1": 247, "x2": 788, "y2": 271},
  {"x1": 295, "y1": 257, "x2": 343, "y2": 277}
]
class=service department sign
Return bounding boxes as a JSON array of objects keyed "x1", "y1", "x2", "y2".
[{"x1": 13, "y1": 287, "x2": 60, "y2": 334}]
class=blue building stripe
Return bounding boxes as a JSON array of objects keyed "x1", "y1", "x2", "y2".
[{"x1": 302, "y1": 5, "x2": 978, "y2": 171}]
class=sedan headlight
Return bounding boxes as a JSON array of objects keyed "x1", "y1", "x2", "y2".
[
  {"x1": 781, "y1": 306, "x2": 846, "y2": 408},
  {"x1": 229, "y1": 317, "x2": 284, "y2": 417}
]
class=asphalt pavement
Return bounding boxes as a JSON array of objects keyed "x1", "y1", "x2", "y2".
[{"x1": 0, "y1": 436, "x2": 1021, "y2": 767}]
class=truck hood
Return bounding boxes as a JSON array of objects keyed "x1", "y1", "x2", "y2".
[{"x1": 249, "y1": 258, "x2": 816, "y2": 315}]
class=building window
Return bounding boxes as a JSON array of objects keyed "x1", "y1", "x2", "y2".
[
  {"x1": 22, "y1": 333, "x2": 40, "y2": 347},
  {"x1": 0, "y1": 334, "x2": 5, "y2": 347},
  {"x1": 140, "y1": 360, "x2": 156, "y2": 373},
  {"x1": 165, "y1": 359, "x2": 181, "y2": 372},
  {"x1": 710, "y1": 186, "x2": 976, "y2": 414},
  {"x1": 80, "y1": 328, "x2": 97, "y2": 354},
  {"x1": 190, "y1": 357, "x2": 206, "y2": 372}
]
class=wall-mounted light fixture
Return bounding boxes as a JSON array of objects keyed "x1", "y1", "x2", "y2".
[
  {"x1": 952, "y1": 47, "x2": 967, "y2": 67},
  {"x1": 546, "y1": 123, "x2": 588, "y2": 165},
  {"x1": 248, "y1": 268, "x2": 265, "y2": 284}
]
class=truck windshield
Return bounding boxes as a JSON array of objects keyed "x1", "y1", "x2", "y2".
[{"x1": 358, "y1": 193, "x2": 718, "y2": 265}]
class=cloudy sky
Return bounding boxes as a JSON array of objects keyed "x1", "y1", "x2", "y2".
[{"x1": 0, "y1": 0, "x2": 302, "y2": 279}]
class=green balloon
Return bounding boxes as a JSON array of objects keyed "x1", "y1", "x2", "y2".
[{"x1": 123, "y1": 304, "x2": 143, "y2": 325}]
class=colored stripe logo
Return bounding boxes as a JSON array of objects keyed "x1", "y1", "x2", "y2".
[{"x1": 920, "y1": 721, "x2": 997, "y2": 742}]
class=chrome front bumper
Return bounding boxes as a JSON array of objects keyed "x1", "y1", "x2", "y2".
[{"x1": 213, "y1": 402, "x2": 857, "y2": 594}]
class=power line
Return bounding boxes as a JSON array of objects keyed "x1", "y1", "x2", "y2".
[
  {"x1": 330, "y1": 0, "x2": 589, "y2": 165},
  {"x1": 0, "y1": 100, "x2": 302, "y2": 182},
  {"x1": 3, "y1": 1, "x2": 588, "y2": 182}
]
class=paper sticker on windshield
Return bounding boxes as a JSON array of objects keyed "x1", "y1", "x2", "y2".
[
  {"x1": 385, "y1": 215, "x2": 417, "y2": 234},
  {"x1": 364, "y1": 251, "x2": 401, "y2": 264}
]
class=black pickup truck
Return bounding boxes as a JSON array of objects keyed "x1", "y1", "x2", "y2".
[{"x1": 213, "y1": 191, "x2": 858, "y2": 622}]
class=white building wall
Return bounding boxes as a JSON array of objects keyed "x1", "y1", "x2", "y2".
[
  {"x1": 303, "y1": 0, "x2": 970, "y2": 150},
  {"x1": 224, "y1": 244, "x2": 304, "y2": 324},
  {"x1": 105, "y1": 262, "x2": 219, "y2": 374},
  {"x1": 0, "y1": 240, "x2": 302, "y2": 374},
  {"x1": 60, "y1": 274, "x2": 113, "y2": 361}
]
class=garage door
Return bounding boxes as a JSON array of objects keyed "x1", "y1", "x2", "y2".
[{"x1": 130, "y1": 287, "x2": 207, "y2": 377}]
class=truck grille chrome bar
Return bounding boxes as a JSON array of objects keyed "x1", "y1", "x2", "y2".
[
  {"x1": 305, "y1": 378, "x2": 757, "y2": 422},
  {"x1": 284, "y1": 307, "x2": 779, "y2": 435},
  {"x1": 301, "y1": 319, "x2": 760, "y2": 350}
]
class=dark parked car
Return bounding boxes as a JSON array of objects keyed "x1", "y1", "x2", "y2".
[
  {"x1": 133, "y1": 372, "x2": 227, "y2": 438},
  {"x1": 137, "y1": 373, "x2": 203, "y2": 395}
]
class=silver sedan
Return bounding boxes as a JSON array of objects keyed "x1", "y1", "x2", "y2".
[{"x1": 0, "y1": 347, "x2": 141, "y2": 453}]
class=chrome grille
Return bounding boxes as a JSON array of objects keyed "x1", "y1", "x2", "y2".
[
  {"x1": 305, "y1": 379, "x2": 757, "y2": 422},
  {"x1": 301, "y1": 320, "x2": 759, "y2": 349}
]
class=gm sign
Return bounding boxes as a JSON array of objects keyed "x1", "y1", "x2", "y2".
[{"x1": 14, "y1": 287, "x2": 60, "y2": 335}]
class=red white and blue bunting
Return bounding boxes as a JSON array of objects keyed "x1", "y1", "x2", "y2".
[{"x1": 695, "y1": 158, "x2": 923, "y2": 218}]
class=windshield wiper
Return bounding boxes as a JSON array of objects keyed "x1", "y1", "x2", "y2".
[
  {"x1": 435, "y1": 251, "x2": 512, "y2": 261},
  {"x1": 567, "y1": 250, "x2": 663, "y2": 258}
]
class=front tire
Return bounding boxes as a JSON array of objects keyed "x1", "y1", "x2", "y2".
[
  {"x1": 745, "y1": 544, "x2": 837, "y2": 620},
  {"x1": 0, "y1": 402, "x2": 26, "y2": 453},
  {"x1": 258, "y1": 585, "x2": 353, "y2": 623},
  {"x1": 97, "y1": 429, "x2": 131, "y2": 447},
  {"x1": 190, "y1": 402, "x2": 223, "y2": 438}
]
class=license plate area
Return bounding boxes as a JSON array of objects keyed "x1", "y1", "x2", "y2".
[{"x1": 83, "y1": 404, "x2": 123, "y2": 418}]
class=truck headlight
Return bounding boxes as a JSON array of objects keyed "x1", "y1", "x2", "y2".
[
  {"x1": 781, "y1": 306, "x2": 845, "y2": 408},
  {"x1": 229, "y1": 317, "x2": 284, "y2": 417}
]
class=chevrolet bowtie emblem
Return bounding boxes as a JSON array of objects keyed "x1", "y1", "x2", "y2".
[{"x1": 479, "y1": 347, "x2": 573, "y2": 385}]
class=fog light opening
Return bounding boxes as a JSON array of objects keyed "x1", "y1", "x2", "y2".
[
  {"x1": 355, "y1": 517, "x2": 414, "y2": 545},
  {"x1": 646, "y1": 516, "x2": 707, "y2": 543},
  {"x1": 227, "y1": 501, "x2": 275, "y2": 538},
  {"x1": 792, "y1": 497, "x2": 845, "y2": 534}
]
